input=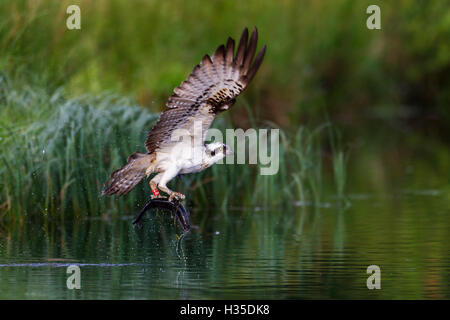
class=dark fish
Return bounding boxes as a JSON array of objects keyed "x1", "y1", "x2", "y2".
[{"x1": 132, "y1": 197, "x2": 190, "y2": 231}]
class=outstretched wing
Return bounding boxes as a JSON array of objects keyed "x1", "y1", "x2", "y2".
[{"x1": 145, "y1": 27, "x2": 266, "y2": 153}]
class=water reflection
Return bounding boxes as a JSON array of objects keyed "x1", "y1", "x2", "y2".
[{"x1": 0, "y1": 191, "x2": 448, "y2": 299}]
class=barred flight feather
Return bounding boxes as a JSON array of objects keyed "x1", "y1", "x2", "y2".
[{"x1": 145, "y1": 27, "x2": 266, "y2": 153}]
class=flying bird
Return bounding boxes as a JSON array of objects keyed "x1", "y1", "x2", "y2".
[{"x1": 102, "y1": 27, "x2": 266, "y2": 201}]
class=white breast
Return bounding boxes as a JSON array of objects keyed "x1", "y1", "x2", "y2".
[{"x1": 155, "y1": 142, "x2": 206, "y2": 174}]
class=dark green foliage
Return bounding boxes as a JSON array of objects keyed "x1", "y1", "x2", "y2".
[{"x1": 0, "y1": 0, "x2": 448, "y2": 131}]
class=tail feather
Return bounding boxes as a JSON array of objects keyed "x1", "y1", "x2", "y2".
[{"x1": 102, "y1": 152, "x2": 154, "y2": 196}]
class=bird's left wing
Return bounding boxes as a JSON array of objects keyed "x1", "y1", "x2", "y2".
[{"x1": 145, "y1": 27, "x2": 266, "y2": 153}]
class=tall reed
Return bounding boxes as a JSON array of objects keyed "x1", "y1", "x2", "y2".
[{"x1": 0, "y1": 78, "x2": 346, "y2": 221}]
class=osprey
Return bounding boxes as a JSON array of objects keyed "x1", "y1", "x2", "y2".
[{"x1": 103, "y1": 27, "x2": 266, "y2": 201}]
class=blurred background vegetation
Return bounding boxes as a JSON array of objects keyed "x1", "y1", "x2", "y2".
[
  {"x1": 0, "y1": 0, "x2": 449, "y2": 221},
  {"x1": 1, "y1": 0, "x2": 449, "y2": 128}
]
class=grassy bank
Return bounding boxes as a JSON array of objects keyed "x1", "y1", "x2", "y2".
[{"x1": 0, "y1": 76, "x2": 346, "y2": 222}]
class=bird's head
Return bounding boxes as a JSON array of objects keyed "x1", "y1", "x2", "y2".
[{"x1": 204, "y1": 142, "x2": 233, "y2": 166}]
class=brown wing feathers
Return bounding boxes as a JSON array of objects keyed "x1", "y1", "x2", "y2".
[
  {"x1": 234, "y1": 28, "x2": 248, "y2": 71},
  {"x1": 178, "y1": 27, "x2": 265, "y2": 103},
  {"x1": 145, "y1": 27, "x2": 266, "y2": 153}
]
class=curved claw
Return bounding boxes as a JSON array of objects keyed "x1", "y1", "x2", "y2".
[
  {"x1": 169, "y1": 192, "x2": 185, "y2": 202},
  {"x1": 132, "y1": 197, "x2": 190, "y2": 231}
]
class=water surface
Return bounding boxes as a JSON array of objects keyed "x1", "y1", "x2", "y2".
[{"x1": 0, "y1": 190, "x2": 448, "y2": 299}]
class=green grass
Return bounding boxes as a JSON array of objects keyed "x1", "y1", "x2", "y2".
[
  {"x1": 0, "y1": 0, "x2": 448, "y2": 127},
  {"x1": 0, "y1": 75, "x2": 346, "y2": 222}
]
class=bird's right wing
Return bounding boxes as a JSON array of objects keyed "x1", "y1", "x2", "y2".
[{"x1": 145, "y1": 27, "x2": 266, "y2": 153}]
